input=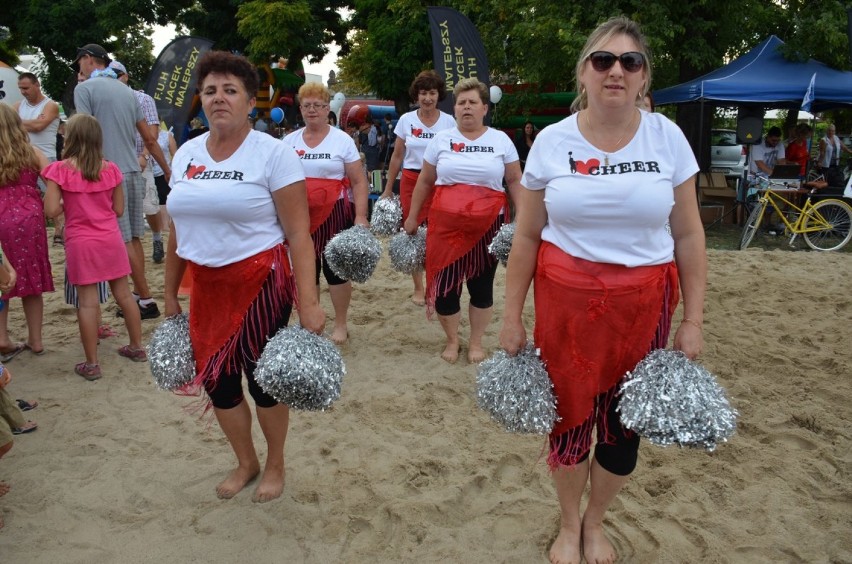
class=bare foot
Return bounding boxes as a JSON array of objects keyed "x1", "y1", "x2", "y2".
[
  {"x1": 253, "y1": 463, "x2": 285, "y2": 503},
  {"x1": 549, "y1": 524, "x2": 582, "y2": 564},
  {"x1": 582, "y1": 520, "x2": 616, "y2": 564},
  {"x1": 441, "y1": 341, "x2": 460, "y2": 364},
  {"x1": 216, "y1": 463, "x2": 260, "y2": 499},
  {"x1": 331, "y1": 325, "x2": 348, "y2": 345},
  {"x1": 411, "y1": 295, "x2": 426, "y2": 307},
  {"x1": 467, "y1": 344, "x2": 486, "y2": 364}
]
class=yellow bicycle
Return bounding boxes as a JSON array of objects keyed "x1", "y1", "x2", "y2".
[{"x1": 739, "y1": 176, "x2": 852, "y2": 251}]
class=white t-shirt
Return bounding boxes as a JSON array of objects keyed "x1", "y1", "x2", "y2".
[
  {"x1": 168, "y1": 130, "x2": 305, "y2": 267},
  {"x1": 394, "y1": 110, "x2": 456, "y2": 170},
  {"x1": 283, "y1": 126, "x2": 359, "y2": 179},
  {"x1": 749, "y1": 139, "x2": 786, "y2": 174},
  {"x1": 423, "y1": 127, "x2": 519, "y2": 191},
  {"x1": 522, "y1": 111, "x2": 698, "y2": 267}
]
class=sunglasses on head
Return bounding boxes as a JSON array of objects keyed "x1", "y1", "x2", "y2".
[{"x1": 588, "y1": 51, "x2": 645, "y2": 73}]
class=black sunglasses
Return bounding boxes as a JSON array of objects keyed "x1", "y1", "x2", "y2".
[{"x1": 588, "y1": 51, "x2": 645, "y2": 73}]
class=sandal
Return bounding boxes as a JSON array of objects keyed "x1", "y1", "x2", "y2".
[
  {"x1": 117, "y1": 345, "x2": 147, "y2": 362},
  {"x1": 0, "y1": 343, "x2": 25, "y2": 363},
  {"x1": 98, "y1": 324, "x2": 118, "y2": 339},
  {"x1": 15, "y1": 399, "x2": 38, "y2": 411},
  {"x1": 12, "y1": 420, "x2": 37, "y2": 435},
  {"x1": 74, "y1": 362, "x2": 101, "y2": 381}
]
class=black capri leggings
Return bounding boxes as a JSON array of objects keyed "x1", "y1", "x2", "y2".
[
  {"x1": 550, "y1": 382, "x2": 640, "y2": 476},
  {"x1": 434, "y1": 260, "x2": 499, "y2": 316},
  {"x1": 315, "y1": 256, "x2": 348, "y2": 286}
]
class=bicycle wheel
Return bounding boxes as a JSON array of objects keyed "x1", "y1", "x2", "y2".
[
  {"x1": 739, "y1": 199, "x2": 767, "y2": 250},
  {"x1": 802, "y1": 199, "x2": 852, "y2": 251}
]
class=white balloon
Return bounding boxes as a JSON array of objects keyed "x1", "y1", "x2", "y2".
[
  {"x1": 489, "y1": 85, "x2": 503, "y2": 104},
  {"x1": 333, "y1": 92, "x2": 345, "y2": 103},
  {"x1": 329, "y1": 99, "x2": 343, "y2": 117}
]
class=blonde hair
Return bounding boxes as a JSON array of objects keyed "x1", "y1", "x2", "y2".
[
  {"x1": 571, "y1": 16, "x2": 652, "y2": 113},
  {"x1": 453, "y1": 77, "x2": 489, "y2": 104},
  {"x1": 62, "y1": 114, "x2": 104, "y2": 182},
  {"x1": 0, "y1": 104, "x2": 40, "y2": 185},
  {"x1": 297, "y1": 82, "x2": 330, "y2": 104}
]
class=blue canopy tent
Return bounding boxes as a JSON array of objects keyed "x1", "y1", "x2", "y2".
[{"x1": 654, "y1": 35, "x2": 852, "y2": 111}]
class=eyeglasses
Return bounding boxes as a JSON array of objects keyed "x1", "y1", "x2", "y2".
[
  {"x1": 588, "y1": 51, "x2": 645, "y2": 73},
  {"x1": 301, "y1": 103, "x2": 328, "y2": 110}
]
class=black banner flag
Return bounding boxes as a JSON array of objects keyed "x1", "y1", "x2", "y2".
[
  {"x1": 144, "y1": 36, "x2": 214, "y2": 144},
  {"x1": 427, "y1": 7, "x2": 490, "y2": 114}
]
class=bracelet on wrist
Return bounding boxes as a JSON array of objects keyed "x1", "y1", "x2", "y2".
[{"x1": 681, "y1": 318, "x2": 703, "y2": 330}]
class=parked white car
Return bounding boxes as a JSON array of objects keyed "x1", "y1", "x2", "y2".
[{"x1": 710, "y1": 129, "x2": 747, "y2": 179}]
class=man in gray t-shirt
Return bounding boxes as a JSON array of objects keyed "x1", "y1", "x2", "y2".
[{"x1": 73, "y1": 43, "x2": 172, "y2": 320}]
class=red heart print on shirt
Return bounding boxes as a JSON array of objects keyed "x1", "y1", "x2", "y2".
[
  {"x1": 297, "y1": 149, "x2": 306, "y2": 157},
  {"x1": 411, "y1": 127, "x2": 423, "y2": 137},
  {"x1": 574, "y1": 158, "x2": 600, "y2": 175},
  {"x1": 451, "y1": 141, "x2": 465, "y2": 152},
  {"x1": 187, "y1": 164, "x2": 206, "y2": 179}
]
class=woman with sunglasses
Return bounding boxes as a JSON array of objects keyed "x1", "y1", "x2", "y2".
[
  {"x1": 381, "y1": 70, "x2": 456, "y2": 306},
  {"x1": 283, "y1": 82, "x2": 369, "y2": 344},
  {"x1": 498, "y1": 16, "x2": 705, "y2": 563}
]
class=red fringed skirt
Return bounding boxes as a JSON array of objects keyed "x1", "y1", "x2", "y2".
[
  {"x1": 307, "y1": 177, "x2": 353, "y2": 258},
  {"x1": 425, "y1": 184, "x2": 506, "y2": 317},
  {"x1": 178, "y1": 244, "x2": 297, "y2": 397},
  {"x1": 533, "y1": 242, "x2": 679, "y2": 468},
  {"x1": 400, "y1": 169, "x2": 432, "y2": 226}
]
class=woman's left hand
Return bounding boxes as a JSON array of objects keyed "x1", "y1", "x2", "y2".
[
  {"x1": 673, "y1": 322, "x2": 703, "y2": 360},
  {"x1": 402, "y1": 216, "x2": 417, "y2": 235},
  {"x1": 354, "y1": 214, "x2": 369, "y2": 227},
  {"x1": 298, "y1": 303, "x2": 326, "y2": 335},
  {"x1": 0, "y1": 269, "x2": 17, "y2": 294}
]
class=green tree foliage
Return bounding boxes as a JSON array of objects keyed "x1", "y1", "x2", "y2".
[
  {"x1": 235, "y1": 0, "x2": 351, "y2": 72},
  {"x1": 1, "y1": 0, "x2": 192, "y2": 100},
  {"x1": 338, "y1": 0, "x2": 433, "y2": 115},
  {"x1": 341, "y1": 0, "x2": 852, "y2": 105},
  {"x1": 114, "y1": 24, "x2": 157, "y2": 91},
  {"x1": 176, "y1": 0, "x2": 249, "y2": 54}
]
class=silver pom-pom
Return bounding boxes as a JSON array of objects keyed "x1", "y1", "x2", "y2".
[
  {"x1": 618, "y1": 349, "x2": 737, "y2": 451},
  {"x1": 488, "y1": 222, "x2": 515, "y2": 266},
  {"x1": 476, "y1": 343, "x2": 558, "y2": 434},
  {"x1": 370, "y1": 195, "x2": 403, "y2": 236},
  {"x1": 255, "y1": 325, "x2": 345, "y2": 411},
  {"x1": 147, "y1": 313, "x2": 196, "y2": 390},
  {"x1": 323, "y1": 225, "x2": 382, "y2": 283},
  {"x1": 388, "y1": 226, "x2": 427, "y2": 275}
]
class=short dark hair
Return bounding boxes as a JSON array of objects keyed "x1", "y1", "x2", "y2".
[
  {"x1": 197, "y1": 51, "x2": 260, "y2": 98},
  {"x1": 409, "y1": 70, "x2": 447, "y2": 102},
  {"x1": 18, "y1": 72, "x2": 38, "y2": 85},
  {"x1": 767, "y1": 126, "x2": 783, "y2": 138}
]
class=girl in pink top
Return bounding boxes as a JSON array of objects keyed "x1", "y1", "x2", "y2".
[{"x1": 43, "y1": 114, "x2": 146, "y2": 381}]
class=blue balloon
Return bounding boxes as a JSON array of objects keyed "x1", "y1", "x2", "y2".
[
  {"x1": 270, "y1": 107, "x2": 285, "y2": 124},
  {"x1": 249, "y1": 107, "x2": 258, "y2": 119}
]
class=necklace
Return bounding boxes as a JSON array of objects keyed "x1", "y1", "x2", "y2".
[{"x1": 584, "y1": 109, "x2": 637, "y2": 166}]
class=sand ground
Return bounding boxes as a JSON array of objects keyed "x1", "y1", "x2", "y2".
[{"x1": 0, "y1": 240, "x2": 849, "y2": 563}]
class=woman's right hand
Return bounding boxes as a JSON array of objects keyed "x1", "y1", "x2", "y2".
[
  {"x1": 163, "y1": 295, "x2": 182, "y2": 318},
  {"x1": 298, "y1": 303, "x2": 326, "y2": 335},
  {"x1": 499, "y1": 319, "x2": 527, "y2": 356},
  {"x1": 402, "y1": 216, "x2": 418, "y2": 235},
  {"x1": 379, "y1": 186, "x2": 393, "y2": 199}
]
